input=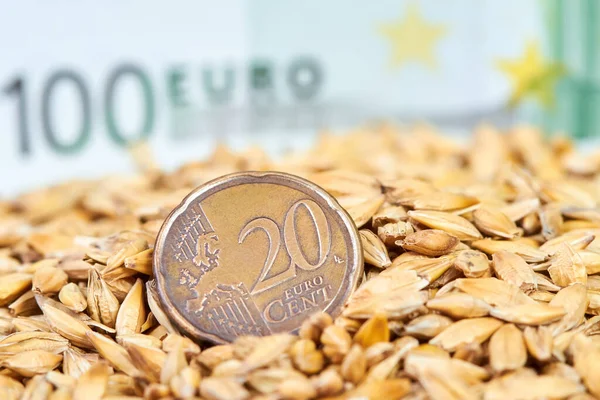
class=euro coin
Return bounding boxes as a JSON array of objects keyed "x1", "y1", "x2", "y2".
[{"x1": 154, "y1": 171, "x2": 363, "y2": 343}]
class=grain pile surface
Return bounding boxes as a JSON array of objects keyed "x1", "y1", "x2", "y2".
[{"x1": 2, "y1": 125, "x2": 600, "y2": 400}]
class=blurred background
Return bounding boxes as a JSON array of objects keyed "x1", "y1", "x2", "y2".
[{"x1": 1, "y1": 0, "x2": 596, "y2": 195}]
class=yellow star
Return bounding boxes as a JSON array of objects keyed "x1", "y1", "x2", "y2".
[
  {"x1": 378, "y1": 4, "x2": 447, "y2": 69},
  {"x1": 497, "y1": 42, "x2": 566, "y2": 108}
]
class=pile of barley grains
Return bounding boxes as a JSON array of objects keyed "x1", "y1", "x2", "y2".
[{"x1": 2, "y1": 124, "x2": 600, "y2": 400}]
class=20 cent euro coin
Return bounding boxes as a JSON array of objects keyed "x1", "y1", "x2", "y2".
[{"x1": 153, "y1": 172, "x2": 363, "y2": 344}]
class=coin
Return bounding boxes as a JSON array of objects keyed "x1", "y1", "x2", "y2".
[{"x1": 153, "y1": 171, "x2": 363, "y2": 344}]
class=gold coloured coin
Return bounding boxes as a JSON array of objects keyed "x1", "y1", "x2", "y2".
[{"x1": 153, "y1": 171, "x2": 363, "y2": 343}]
